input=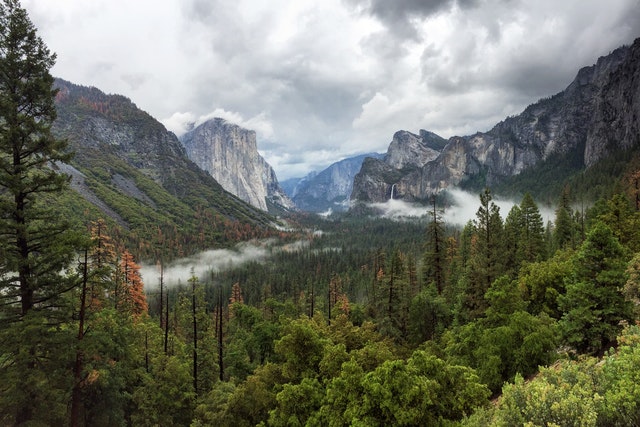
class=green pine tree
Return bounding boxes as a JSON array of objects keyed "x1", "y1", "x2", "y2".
[
  {"x1": 423, "y1": 196, "x2": 446, "y2": 293},
  {"x1": 559, "y1": 222, "x2": 633, "y2": 354},
  {"x1": 463, "y1": 188, "x2": 505, "y2": 320},
  {"x1": 0, "y1": 1, "x2": 80, "y2": 424}
]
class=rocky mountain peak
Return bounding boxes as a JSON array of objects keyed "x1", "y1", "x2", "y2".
[
  {"x1": 352, "y1": 37, "x2": 640, "y2": 203},
  {"x1": 180, "y1": 118, "x2": 294, "y2": 212},
  {"x1": 384, "y1": 130, "x2": 442, "y2": 169}
]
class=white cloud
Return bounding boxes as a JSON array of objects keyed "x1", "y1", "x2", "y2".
[
  {"x1": 22, "y1": 0, "x2": 640, "y2": 181},
  {"x1": 161, "y1": 109, "x2": 274, "y2": 141},
  {"x1": 140, "y1": 238, "x2": 314, "y2": 288},
  {"x1": 366, "y1": 188, "x2": 556, "y2": 226}
]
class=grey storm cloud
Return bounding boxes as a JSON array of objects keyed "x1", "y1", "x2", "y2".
[
  {"x1": 22, "y1": 0, "x2": 640, "y2": 180},
  {"x1": 347, "y1": 0, "x2": 480, "y2": 38}
]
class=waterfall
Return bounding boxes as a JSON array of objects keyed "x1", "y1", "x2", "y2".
[{"x1": 390, "y1": 184, "x2": 396, "y2": 200}]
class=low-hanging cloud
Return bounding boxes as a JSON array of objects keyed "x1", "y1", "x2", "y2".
[
  {"x1": 140, "y1": 242, "x2": 270, "y2": 289},
  {"x1": 139, "y1": 239, "x2": 312, "y2": 289},
  {"x1": 365, "y1": 187, "x2": 555, "y2": 226}
]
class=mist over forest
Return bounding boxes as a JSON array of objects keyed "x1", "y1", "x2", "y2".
[{"x1": 3, "y1": 0, "x2": 640, "y2": 425}]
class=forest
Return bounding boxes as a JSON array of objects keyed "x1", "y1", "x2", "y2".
[{"x1": 3, "y1": 0, "x2": 640, "y2": 426}]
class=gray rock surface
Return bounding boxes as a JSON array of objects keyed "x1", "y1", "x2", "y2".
[
  {"x1": 180, "y1": 118, "x2": 294, "y2": 212},
  {"x1": 352, "y1": 38, "x2": 640, "y2": 202}
]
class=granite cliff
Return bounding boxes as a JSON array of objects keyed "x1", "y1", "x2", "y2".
[
  {"x1": 180, "y1": 118, "x2": 294, "y2": 212},
  {"x1": 286, "y1": 153, "x2": 383, "y2": 212},
  {"x1": 51, "y1": 79, "x2": 272, "y2": 234},
  {"x1": 352, "y1": 38, "x2": 640, "y2": 203}
]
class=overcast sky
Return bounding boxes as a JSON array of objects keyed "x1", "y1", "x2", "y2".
[{"x1": 22, "y1": 0, "x2": 640, "y2": 180}]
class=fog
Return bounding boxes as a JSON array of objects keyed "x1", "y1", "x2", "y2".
[
  {"x1": 140, "y1": 239, "x2": 310, "y2": 289},
  {"x1": 141, "y1": 189, "x2": 557, "y2": 288},
  {"x1": 367, "y1": 188, "x2": 556, "y2": 226}
]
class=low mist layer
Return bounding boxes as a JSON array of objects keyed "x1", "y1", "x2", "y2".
[{"x1": 368, "y1": 188, "x2": 555, "y2": 226}]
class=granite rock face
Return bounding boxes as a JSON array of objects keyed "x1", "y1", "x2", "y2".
[
  {"x1": 352, "y1": 38, "x2": 640, "y2": 203},
  {"x1": 180, "y1": 118, "x2": 294, "y2": 212},
  {"x1": 51, "y1": 79, "x2": 271, "y2": 227},
  {"x1": 288, "y1": 153, "x2": 383, "y2": 212}
]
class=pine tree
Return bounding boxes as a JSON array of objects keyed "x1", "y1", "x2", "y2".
[
  {"x1": 0, "y1": 0, "x2": 76, "y2": 318},
  {"x1": 559, "y1": 222, "x2": 633, "y2": 354},
  {"x1": 423, "y1": 196, "x2": 446, "y2": 293},
  {"x1": 553, "y1": 186, "x2": 575, "y2": 251},
  {"x1": 504, "y1": 193, "x2": 546, "y2": 272},
  {"x1": 518, "y1": 193, "x2": 546, "y2": 263},
  {"x1": 88, "y1": 218, "x2": 117, "y2": 309},
  {"x1": 120, "y1": 250, "x2": 148, "y2": 318},
  {"x1": 503, "y1": 204, "x2": 523, "y2": 274},
  {"x1": 463, "y1": 189, "x2": 504, "y2": 320},
  {"x1": 0, "y1": 1, "x2": 80, "y2": 423}
]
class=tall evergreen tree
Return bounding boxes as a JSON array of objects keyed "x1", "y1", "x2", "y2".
[
  {"x1": 505, "y1": 193, "x2": 546, "y2": 272},
  {"x1": 559, "y1": 222, "x2": 632, "y2": 355},
  {"x1": 503, "y1": 204, "x2": 523, "y2": 274},
  {"x1": 0, "y1": 0, "x2": 76, "y2": 318},
  {"x1": 463, "y1": 188, "x2": 504, "y2": 320},
  {"x1": 518, "y1": 193, "x2": 546, "y2": 263},
  {"x1": 0, "y1": 1, "x2": 80, "y2": 424},
  {"x1": 423, "y1": 196, "x2": 446, "y2": 293},
  {"x1": 553, "y1": 186, "x2": 575, "y2": 251}
]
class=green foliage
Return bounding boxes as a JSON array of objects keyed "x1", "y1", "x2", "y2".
[
  {"x1": 0, "y1": 2, "x2": 86, "y2": 423},
  {"x1": 325, "y1": 350, "x2": 490, "y2": 426},
  {"x1": 559, "y1": 222, "x2": 632, "y2": 354},
  {"x1": 471, "y1": 326, "x2": 640, "y2": 426},
  {"x1": 491, "y1": 365, "x2": 601, "y2": 427},
  {"x1": 624, "y1": 252, "x2": 640, "y2": 318},
  {"x1": 275, "y1": 317, "x2": 329, "y2": 381},
  {"x1": 0, "y1": 312, "x2": 76, "y2": 426},
  {"x1": 461, "y1": 188, "x2": 506, "y2": 320},
  {"x1": 599, "y1": 327, "x2": 640, "y2": 426},
  {"x1": 518, "y1": 249, "x2": 574, "y2": 318},
  {"x1": 423, "y1": 197, "x2": 447, "y2": 293},
  {"x1": 132, "y1": 354, "x2": 196, "y2": 426},
  {"x1": 269, "y1": 377, "x2": 324, "y2": 427},
  {"x1": 408, "y1": 284, "x2": 452, "y2": 344},
  {"x1": 515, "y1": 193, "x2": 547, "y2": 265},
  {"x1": 444, "y1": 276, "x2": 558, "y2": 393},
  {"x1": 591, "y1": 193, "x2": 640, "y2": 252}
]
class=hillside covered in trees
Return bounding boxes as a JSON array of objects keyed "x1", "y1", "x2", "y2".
[{"x1": 3, "y1": 1, "x2": 640, "y2": 426}]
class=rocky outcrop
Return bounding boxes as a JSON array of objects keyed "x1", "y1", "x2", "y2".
[
  {"x1": 289, "y1": 153, "x2": 383, "y2": 212},
  {"x1": 352, "y1": 129, "x2": 449, "y2": 202},
  {"x1": 385, "y1": 130, "x2": 442, "y2": 169},
  {"x1": 352, "y1": 38, "x2": 640, "y2": 203},
  {"x1": 52, "y1": 79, "x2": 272, "y2": 229},
  {"x1": 180, "y1": 118, "x2": 294, "y2": 212}
]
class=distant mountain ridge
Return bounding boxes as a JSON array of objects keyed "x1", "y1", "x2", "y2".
[
  {"x1": 180, "y1": 118, "x2": 295, "y2": 212},
  {"x1": 284, "y1": 153, "x2": 383, "y2": 212},
  {"x1": 352, "y1": 38, "x2": 640, "y2": 203}
]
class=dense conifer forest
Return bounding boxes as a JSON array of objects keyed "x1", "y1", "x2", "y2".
[{"x1": 3, "y1": 1, "x2": 640, "y2": 426}]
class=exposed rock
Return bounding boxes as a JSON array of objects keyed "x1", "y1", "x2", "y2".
[
  {"x1": 180, "y1": 118, "x2": 295, "y2": 212},
  {"x1": 52, "y1": 79, "x2": 272, "y2": 229},
  {"x1": 289, "y1": 153, "x2": 383, "y2": 212},
  {"x1": 384, "y1": 130, "x2": 441, "y2": 169},
  {"x1": 55, "y1": 162, "x2": 128, "y2": 228},
  {"x1": 352, "y1": 38, "x2": 640, "y2": 203}
]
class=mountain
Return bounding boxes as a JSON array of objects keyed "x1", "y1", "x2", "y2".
[
  {"x1": 286, "y1": 153, "x2": 383, "y2": 212},
  {"x1": 352, "y1": 38, "x2": 640, "y2": 203},
  {"x1": 351, "y1": 130, "x2": 446, "y2": 202},
  {"x1": 51, "y1": 79, "x2": 274, "y2": 254},
  {"x1": 280, "y1": 175, "x2": 310, "y2": 199},
  {"x1": 180, "y1": 118, "x2": 295, "y2": 212}
]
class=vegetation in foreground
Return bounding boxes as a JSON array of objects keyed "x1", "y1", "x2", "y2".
[{"x1": 3, "y1": 0, "x2": 640, "y2": 425}]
